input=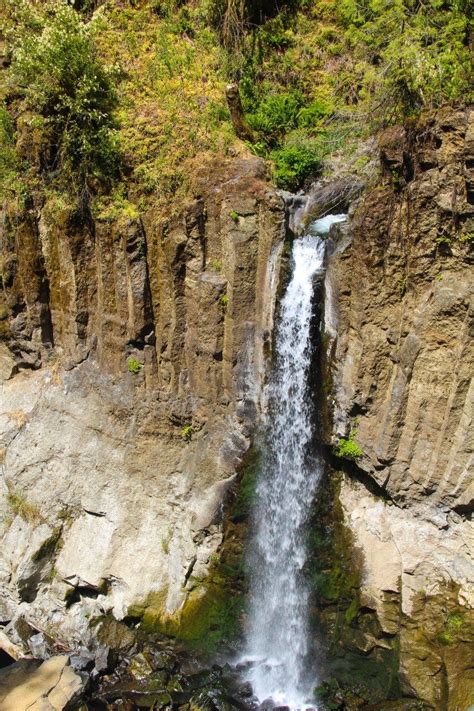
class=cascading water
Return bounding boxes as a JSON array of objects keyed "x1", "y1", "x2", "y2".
[{"x1": 242, "y1": 215, "x2": 346, "y2": 709}]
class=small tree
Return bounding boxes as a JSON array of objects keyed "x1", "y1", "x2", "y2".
[{"x1": 6, "y1": 0, "x2": 119, "y2": 194}]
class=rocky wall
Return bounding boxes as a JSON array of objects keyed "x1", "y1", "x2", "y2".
[
  {"x1": 0, "y1": 157, "x2": 285, "y2": 655},
  {"x1": 322, "y1": 107, "x2": 474, "y2": 708}
]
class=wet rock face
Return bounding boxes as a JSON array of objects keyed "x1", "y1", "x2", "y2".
[
  {"x1": 324, "y1": 107, "x2": 474, "y2": 707},
  {"x1": 0, "y1": 158, "x2": 285, "y2": 653},
  {"x1": 89, "y1": 647, "x2": 257, "y2": 710}
]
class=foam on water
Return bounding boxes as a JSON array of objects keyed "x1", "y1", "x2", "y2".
[{"x1": 310, "y1": 213, "x2": 347, "y2": 235}]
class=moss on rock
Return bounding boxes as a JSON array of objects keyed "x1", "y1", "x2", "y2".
[
  {"x1": 230, "y1": 447, "x2": 260, "y2": 524},
  {"x1": 308, "y1": 469, "x2": 402, "y2": 703},
  {"x1": 124, "y1": 450, "x2": 256, "y2": 658},
  {"x1": 126, "y1": 568, "x2": 245, "y2": 659}
]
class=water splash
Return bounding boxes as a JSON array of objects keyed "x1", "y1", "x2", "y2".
[
  {"x1": 242, "y1": 232, "x2": 328, "y2": 709},
  {"x1": 308, "y1": 213, "x2": 347, "y2": 235}
]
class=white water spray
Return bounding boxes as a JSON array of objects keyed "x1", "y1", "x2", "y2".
[{"x1": 242, "y1": 215, "x2": 346, "y2": 708}]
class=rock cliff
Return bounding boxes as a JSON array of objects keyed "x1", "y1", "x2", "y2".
[
  {"x1": 0, "y1": 157, "x2": 285, "y2": 653},
  {"x1": 322, "y1": 107, "x2": 473, "y2": 708},
  {"x1": 1, "y1": 99, "x2": 473, "y2": 709}
]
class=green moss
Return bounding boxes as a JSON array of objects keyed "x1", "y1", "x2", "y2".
[
  {"x1": 129, "y1": 572, "x2": 244, "y2": 658},
  {"x1": 167, "y1": 584, "x2": 243, "y2": 652},
  {"x1": 312, "y1": 565, "x2": 357, "y2": 603},
  {"x1": 344, "y1": 596, "x2": 359, "y2": 626},
  {"x1": 438, "y1": 630, "x2": 454, "y2": 645},
  {"x1": 129, "y1": 589, "x2": 167, "y2": 629},
  {"x1": 307, "y1": 471, "x2": 401, "y2": 702},
  {"x1": 124, "y1": 459, "x2": 251, "y2": 658},
  {"x1": 447, "y1": 613, "x2": 464, "y2": 630},
  {"x1": 308, "y1": 472, "x2": 362, "y2": 615},
  {"x1": 438, "y1": 613, "x2": 465, "y2": 645},
  {"x1": 209, "y1": 258, "x2": 222, "y2": 272},
  {"x1": 230, "y1": 447, "x2": 260, "y2": 523}
]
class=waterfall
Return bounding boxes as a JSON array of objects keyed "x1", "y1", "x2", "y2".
[{"x1": 242, "y1": 216, "x2": 345, "y2": 709}]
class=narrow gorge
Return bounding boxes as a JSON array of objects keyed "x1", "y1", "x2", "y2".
[{"x1": 0, "y1": 1, "x2": 472, "y2": 709}]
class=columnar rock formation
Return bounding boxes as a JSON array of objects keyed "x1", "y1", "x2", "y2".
[
  {"x1": 0, "y1": 101, "x2": 473, "y2": 709},
  {"x1": 0, "y1": 157, "x2": 285, "y2": 651},
  {"x1": 324, "y1": 107, "x2": 474, "y2": 707}
]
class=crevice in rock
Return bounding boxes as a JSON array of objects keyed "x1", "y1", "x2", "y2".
[
  {"x1": 325, "y1": 450, "x2": 395, "y2": 504},
  {"x1": 452, "y1": 500, "x2": 474, "y2": 518},
  {"x1": 139, "y1": 219, "x2": 157, "y2": 351},
  {"x1": 83, "y1": 508, "x2": 107, "y2": 518},
  {"x1": 38, "y1": 273, "x2": 54, "y2": 349},
  {"x1": 65, "y1": 579, "x2": 110, "y2": 608},
  {"x1": 184, "y1": 556, "x2": 197, "y2": 585},
  {"x1": 0, "y1": 648, "x2": 15, "y2": 669}
]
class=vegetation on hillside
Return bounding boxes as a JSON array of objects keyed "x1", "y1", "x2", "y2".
[
  {"x1": 0, "y1": 0, "x2": 472, "y2": 208},
  {"x1": 2, "y1": 0, "x2": 119, "y2": 209}
]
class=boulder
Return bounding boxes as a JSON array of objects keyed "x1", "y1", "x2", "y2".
[{"x1": 0, "y1": 655, "x2": 85, "y2": 710}]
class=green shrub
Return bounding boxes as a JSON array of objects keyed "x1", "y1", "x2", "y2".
[
  {"x1": 257, "y1": 15, "x2": 295, "y2": 50},
  {"x1": 334, "y1": 433, "x2": 363, "y2": 460},
  {"x1": 0, "y1": 105, "x2": 16, "y2": 169},
  {"x1": 6, "y1": 0, "x2": 119, "y2": 189},
  {"x1": 219, "y1": 293, "x2": 229, "y2": 312},
  {"x1": 0, "y1": 104, "x2": 21, "y2": 198},
  {"x1": 339, "y1": 0, "x2": 473, "y2": 122},
  {"x1": 438, "y1": 613, "x2": 464, "y2": 645},
  {"x1": 181, "y1": 424, "x2": 193, "y2": 441},
  {"x1": 246, "y1": 91, "x2": 303, "y2": 144},
  {"x1": 127, "y1": 356, "x2": 143, "y2": 374},
  {"x1": 270, "y1": 135, "x2": 322, "y2": 190},
  {"x1": 297, "y1": 98, "x2": 334, "y2": 128},
  {"x1": 205, "y1": 0, "x2": 299, "y2": 49}
]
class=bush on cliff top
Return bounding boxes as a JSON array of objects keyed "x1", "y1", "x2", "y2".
[
  {"x1": 5, "y1": 0, "x2": 119, "y2": 193},
  {"x1": 270, "y1": 135, "x2": 324, "y2": 190},
  {"x1": 339, "y1": 0, "x2": 473, "y2": 121},
  {"x1": 1, "y1": 0, "x2": 472, "y2": 206},
  {"x1": 0, "y1": 104, "x2": 20, "y2": 197},
  {"x1": 205, "y1": 0, "x2": 302, "y2": 49}
]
